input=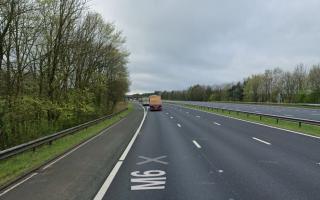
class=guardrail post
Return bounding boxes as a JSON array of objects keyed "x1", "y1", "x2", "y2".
[
  {"x1": 299, "y1": 122, "x2": 302, "y2": 127},
  {"x1": 276, "y1": 118, "x2": 279, "y2": 124},
  {"x1": 259, "y1": 115, "x2": 262, "y2": 120},
  {"x1": 228, "y1": 111, "x2": 231, "y2": 114}
]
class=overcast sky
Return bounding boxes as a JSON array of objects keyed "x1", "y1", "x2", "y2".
[{"x1": 91, "y1": 0, "x2": 320, "y2": 94}]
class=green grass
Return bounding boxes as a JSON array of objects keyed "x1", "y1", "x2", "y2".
[
  {"x1": 0, "y1": 103, "x2": 133, "y2": 187},
  {"x1": 205, "y1": 101, "x2": 320, "y2": 109},
  {"x1": 183, "y1": 104, "x2": 320, "y2": 137}
]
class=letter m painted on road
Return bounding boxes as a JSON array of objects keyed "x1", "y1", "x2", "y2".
[{"x1": 131, "y1": 177, "x2": 166, "y2": 190}]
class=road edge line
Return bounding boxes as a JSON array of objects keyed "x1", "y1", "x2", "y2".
[
  {"x1": 0, "y1": 173, "x2": 38, "y2": 196},
  {"x1": 93, "y1": 104, "x2": 147, "y2": 200},
  {"x1": 42, "y1": 118, "x2": 126, "y2": 170}
]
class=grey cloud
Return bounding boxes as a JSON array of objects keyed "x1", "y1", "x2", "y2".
[{"x1": 92, "y1": 0, "x2": 320, "y2": 93}]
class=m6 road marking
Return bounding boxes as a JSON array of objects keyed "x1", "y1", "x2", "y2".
[
  {"x1": 131, "y1": 156, "x2": 168, "y2": 191},
  {"x1": 131, "y1": 170, "x2": 166, "y2": 190}
]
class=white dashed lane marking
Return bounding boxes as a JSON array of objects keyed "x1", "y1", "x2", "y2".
[
  {"x1": 252, "y1": 137, "x2": 271, "y2": 145},
  {"x1": 192, "y1": 140, "x2": 202, "y2": 149}
]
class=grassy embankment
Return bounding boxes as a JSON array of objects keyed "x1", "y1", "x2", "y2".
[
  {"x1": 182, "y1": 104, "x2": 320, "y2": 137},
  {"x1": 206, "y1": 101, "x2": 320, "y2": 109},
  {"x1": 0, "y1": 103, "x2": 133, "y2": 187}
]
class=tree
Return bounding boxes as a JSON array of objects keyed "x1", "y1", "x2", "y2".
[
  {"x1": 308, "y1": 65, "x2": 320, "y2": 103},
  {"x1": 0, "y1": 0, "x2": 130, "y2": 149},
  {"x1": 187, "y1": 85, "x2": 206, "y2": 101}
]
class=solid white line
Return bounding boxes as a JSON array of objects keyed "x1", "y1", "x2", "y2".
[
  {"x1": 192, "y1": 140, "x2": 202, "y2": 149},
  {"x1": 196, "y1": 115, "x2": 200, "y2": 118},
  {"x1": 93, "y1": 161, "x2": 122, "y2": 200},
  {"x1": 120, "y1": 106, "x2": 147, "y2": 161},
  {"x1": 42, "y1": 118, "x2": 126, "y2": 170},
  {"x1": 93, "y1": 105, "x2": 147, "y2": 200},
  {"x1": 213, "y1": 122, "x2": 221, "y2": 126},
  {"x1": 252, "y1": 137, "x2": 271, "y2": 145},
  {"x1": 0, "y1": 173, "x2": 38, "y2": 197},
  {"x1": 177, "y1": 123, "x2": 181, "y2": 128},
  {"x1": 175, "y1": 104, "x2": 320, "y2": 140},
  {"x1": 170, "y1": 116, "x2": 174, "y2": 119}
]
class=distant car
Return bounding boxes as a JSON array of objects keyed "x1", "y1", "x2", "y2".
[
  {"x1": 149, "y1": 95, "x2": 162, "y2": 111},
  {"x1": 141, "y1": 97, "x2": 149, "y2": 106}
]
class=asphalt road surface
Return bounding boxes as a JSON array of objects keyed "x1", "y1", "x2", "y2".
[
  {"x1": 1, "y1": 103, "x2": 320, "y2": 200},
  {"x1": 172, "y1": 101, "x2": 320, "y2": 121},
  {"x1": 102, "y1": 103, "x2": 320, "y2": 200}
]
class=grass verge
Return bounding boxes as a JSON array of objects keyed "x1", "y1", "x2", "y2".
[
  {"x1": 0, "y1": 103, "x2": 133, "y2": 187},
  {"x1": 181, "y1": 104, "x2": 320, "y2": 138},
  {"x1": 204, "y1": 101, "x2": 320, "y2": 109}
]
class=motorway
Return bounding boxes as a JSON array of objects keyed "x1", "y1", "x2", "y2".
[
  {"x1": 1, "y1": 103, "x2": 320, "y2": 199},
  {"x1": 174, "y1": 101, "x2": 320, "y2": 121}
]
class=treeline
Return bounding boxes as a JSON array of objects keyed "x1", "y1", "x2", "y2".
[
  {"x1": 0, "y1": 0, "x2": 129, "y2": 149},
  {"x1": 161, "y1": 65, "x2": 320, "y2": 103}
]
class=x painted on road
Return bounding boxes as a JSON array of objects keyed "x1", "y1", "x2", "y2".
[{"x1": 136, "y1": 156, "x2": 168, "y2": 165}]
